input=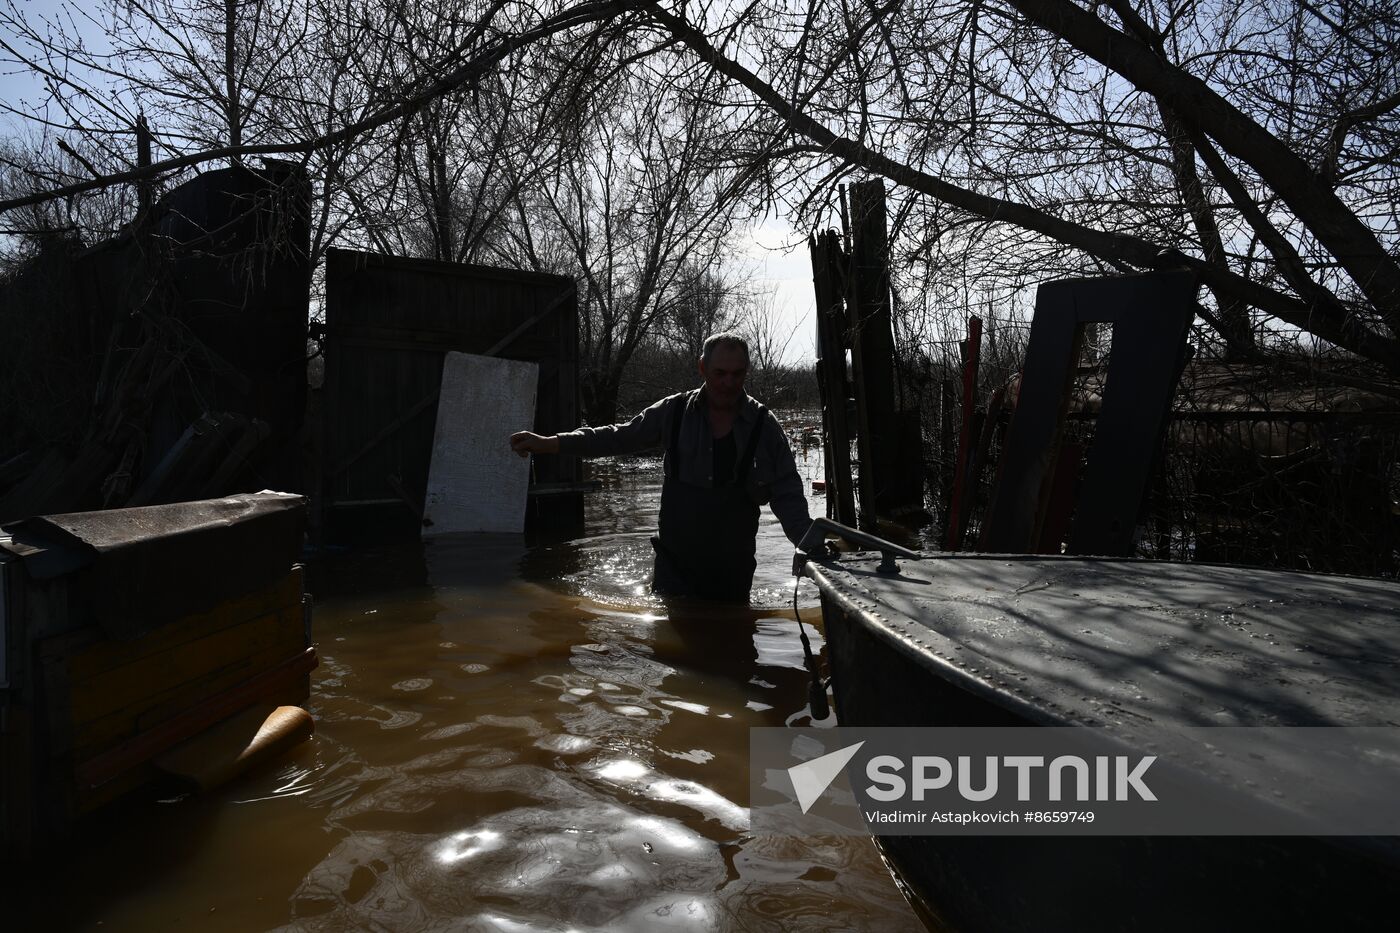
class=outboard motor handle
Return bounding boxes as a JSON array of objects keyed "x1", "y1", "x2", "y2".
[{"x1": 794, "y1": 517, "x2": 922, "y2": 575}]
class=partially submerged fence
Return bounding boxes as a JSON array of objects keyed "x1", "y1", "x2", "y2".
[
  {"x1": 1149, "y1": 409, "x2": 1399, "y2": 576},
  {"x1": 939, "y1": 367, "x2": 1400, "y2": 578}
]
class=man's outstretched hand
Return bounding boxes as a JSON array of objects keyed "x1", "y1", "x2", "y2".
[{"x1": 510, "y1": 432, "x2": 559, "y2": 458}]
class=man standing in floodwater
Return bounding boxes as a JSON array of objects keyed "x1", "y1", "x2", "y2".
[{"x1": 510, "y1": 333, "x2": 813, "y2": 602}]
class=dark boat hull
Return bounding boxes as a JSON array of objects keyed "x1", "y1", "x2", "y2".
[{"x1": 811, "y1": 555, "x2": 1400, "y2": 932}]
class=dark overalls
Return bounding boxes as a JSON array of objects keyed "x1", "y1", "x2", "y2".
[{"x1": 651, "y1": 395, "x2": 767, "y2": 602}]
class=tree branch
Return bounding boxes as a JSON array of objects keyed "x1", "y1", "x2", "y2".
[
  {"x1": 625, "y1": 0, "x2": 1400, "y2": 369},
  {"x1": 0, "y1": 1, "x2": 622, "y2": 215},
  {"x1": 1003, "y1": 0, "x2": 1400, "y2": 336}
]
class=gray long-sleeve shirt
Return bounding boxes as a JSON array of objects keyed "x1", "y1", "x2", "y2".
[{"x1": 556, "y1": 388, "x2": 814, "y2": 547}]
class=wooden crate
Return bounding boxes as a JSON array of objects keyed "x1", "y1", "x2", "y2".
[{"x1": 1, "y1": 495, "x2": 314, "y2": 858}]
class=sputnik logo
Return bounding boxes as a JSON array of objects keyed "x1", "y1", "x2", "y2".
[{"x1": 787, "y1": 741, "x2": 865, "y2": 813}]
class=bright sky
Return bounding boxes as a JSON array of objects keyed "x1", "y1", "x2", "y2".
[
  {"x1": 0, "y1": 0, "x2": 95, "y2": 136},
  {"x1": 744, "y1": 216, "x2": 819, "y2": 366}
]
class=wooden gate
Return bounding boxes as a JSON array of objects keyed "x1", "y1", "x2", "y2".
[{"x1": 319, "y1": 248, "x2": 581, "y2": 538}]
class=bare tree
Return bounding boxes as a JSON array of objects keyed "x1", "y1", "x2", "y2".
[
  {"x1": 623, "y1": 0, "x2": 1400, "y2": 377},
  {"x1": 530, "y1": 51, "x2": 751, "y2": 423},
  {"x1": 657, "y1": 265, "x2": 748, "y2": 362},
  {"x1": 6, "y1": 0, "x2": 1395, "y2": 388},
  {"x1": 739, "y1": 287, "x2": 801, "y2": 405}
]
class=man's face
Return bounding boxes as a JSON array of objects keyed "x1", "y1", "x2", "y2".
[{"x1": 700, "y1": 343, "x2": 748, "y2": 408}]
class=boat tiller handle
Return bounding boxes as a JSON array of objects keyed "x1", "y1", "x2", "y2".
[{"x1": 795, "y1": 517, "x2": 922, "y2": 574}]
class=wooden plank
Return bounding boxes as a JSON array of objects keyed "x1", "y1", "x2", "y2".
[
  {"x1": 938, "y1": 378, "x2": 955, "y2": 535},
  {"x1": 1069, "y1": 277, "x2": 1195, "y2": 555},
  {"x1": 330, "y1": 291, "x2": 569, "y2": 480},
  {"x1": 981, "y1": 272, "x2": 1194, "y2": 554},
  {"x1": 325, "y1": 247, "x2": 573, "y2": 291},
  {"x1": 481, "y1": 288, "x2": 573, "y2": 358},
  {"x1": 960, "y1": 387, "x2": 1007, "y2": 549},
  {"x1": 327, "y1": 323, "x2": 488, "y2": 346},
  {"x1": 332, "y1": 390, "x2": 440, "y2": 477},
  {"x1": 1036, "y1": 441, "x2": 1085, "y2": 553},
  {"x1": 65, "y1": 568, "x2": 302, "y2": 680},
  {"x1": 68, "y1": 605, "x2": 304, "y2": 730},
  {"x1": 70, "y1": 622, "x2": 309, "y2": 757},
  {"x1": 74, "y1": 646, "x2": 316, "y2": 791},
  {"x1": 322, "y1": 249, "x2": 581, "y2": 531},
  {"x1": 67, "y1": 606, "x2": 304, "y2": 723},
  {"x1": 812, "y1": 234, "x2": 837, "y2": 524},
  {"x1": 979, "y1": 311, "x2": 1083, "y2": 551},
  {"x1": 74, "y1": 668, "x2": 311, "y2": 815},
  {"x1": 124, "y1": 631, "x2": 309, "y2": 736}
]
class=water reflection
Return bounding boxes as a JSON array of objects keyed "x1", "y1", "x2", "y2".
[{"x1": 8, "y1": 444, "x2": 922, "y2": 931}]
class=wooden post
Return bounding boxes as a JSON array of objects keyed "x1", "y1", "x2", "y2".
[
  {"x1": 810, "y1": 231, "x2": 857, "y2": 527},
  {"x1": 136, "y1": 115, "x2": 152, "y2": 220},
  {"x1": 944, "y1": 316, "x2": 982, "y2": 549},
  {"x1": 938, "y1": 378, "x2": 956, "y2": 540},
  {"x1": 847, "y1": 180, "x2": 901, "y2": 524}
]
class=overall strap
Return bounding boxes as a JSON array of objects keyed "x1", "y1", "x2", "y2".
[
  {"x1": 665, "y1": 393, "x2": 688, "y2": 480},
  {"x1": 734, "y1": 405, "x2": 767, "y2": 484}
]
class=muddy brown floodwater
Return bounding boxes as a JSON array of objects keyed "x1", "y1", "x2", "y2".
[{"x1": 12, "y1": 438, "x2": 929, "y2": 931}]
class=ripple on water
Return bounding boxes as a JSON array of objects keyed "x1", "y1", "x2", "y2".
[
  {"x1": 586, "y1": 758, "x2": 747, "y2": 832},
  {"x1": 379, "y1": 709, "x2": 423, "y2": 730},
  {"x1": 475, "y1": 714, "x2": 547, "y2": 737},
  {"x1": 535, "y1": 733, "x2": 597, "y2": 755},
  {"x1": 659, "y1": 699, "x2": 709, "y2": 716},
  {"x1": 533, "y1": 672, "x2": 606, "y2": 699},
  {"x1": 661, "y1": 748, "x2": 715, "y2": 764},
  {"x1": 590, "y1": 758, "x2": 650, "y2": 782},
  {"x1": 556, "y1": 702, "x2": 665, "y2": 742},
  {"x1": 421, "y1": 723, "x2": 476, "y2": 741},
  {"x1": 434, "y1": 827, "x2": 505, "y2": 864},
  {"x1": 546, "y1": 534, "x2": 660, "y2": 608},
  {"x1": 283, "y1": 802, "x2": 727, "y2": 931}
]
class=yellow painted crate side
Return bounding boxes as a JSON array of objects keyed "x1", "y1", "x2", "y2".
[
  {"x1": 66, "y1": 568, "x2": 304, "y2": 681},
  {"x1": 67, "y1": 606, "x2": 306, "y2": 725},
  {"x1": 68, "y1": 620, "x2": 310, "y2": 760}
]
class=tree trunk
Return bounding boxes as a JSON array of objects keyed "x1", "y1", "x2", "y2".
[{"x1": 581, "y1": 370, "x2": 621, "y2": 427}]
